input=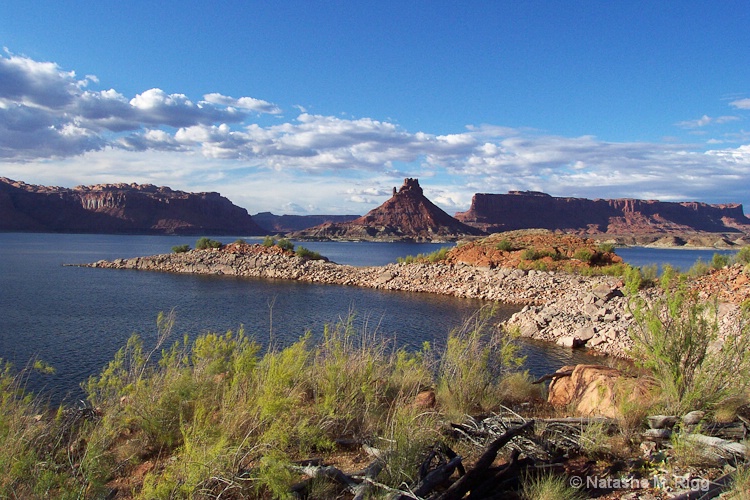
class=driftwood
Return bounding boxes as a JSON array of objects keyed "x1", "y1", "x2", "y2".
[
  {"x1": 700, "y1": 421, "x2": 748, "y2": 441},
  {"x1": 351, "y1": 458, "x2": 386, "y2": 500},
  {"x1": 435, "y1": 420, "x2": 535, "y2": 500},
  {"x1": 684, "y1": 434, "x2": 748, "y2": 463},
  {"x1": 531, "y1": 369, "x2": 574, "y2": 385}
]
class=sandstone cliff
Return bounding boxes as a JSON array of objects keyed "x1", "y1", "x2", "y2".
[
  {"x1": 291, "y1": 178, "x2": 485, "y2": 241},
  {"x1": 455, "y1": 191, "x2": 750, "y2": 241},
  {"x1": 0, "y1": 177, "x2": 266, "y2": 235}
]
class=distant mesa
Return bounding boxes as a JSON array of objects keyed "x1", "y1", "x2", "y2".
[
  {"x1": 252, "y1": 212, "x2": 360, "y2": 233},
  {"x1": 455, "y1": 191, "x2": 750, "y2": 241},
  {"x1": 0, "y1": 177, "x2": 266, "y2": 235},
  {"x1": 291, "y1": 178, "x2": 486, "y2": 241}
]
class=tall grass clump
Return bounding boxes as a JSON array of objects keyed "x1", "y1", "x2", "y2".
[
  {"x1": 0, "y1": 360, "x2": 105, "y2": 498},
  {"x1": 85, "y1": 310, "x2": 444, "y2": 497},
  {"x1": 18, "y1": 306, "x2": 532, "y2": 498},
  {"x1": 521, "y1": 473, "x2": 585, "y2": 500},
  {"x1": 626, "y1": 269, "x2": 750, "y2": 414},
  {"x1": 432, "y1": 306, "x2": 527, "y2": 416}
]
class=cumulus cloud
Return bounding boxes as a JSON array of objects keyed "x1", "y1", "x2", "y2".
[{"x1": 0, "y1": 52, "x2": 281, "y2": 160}]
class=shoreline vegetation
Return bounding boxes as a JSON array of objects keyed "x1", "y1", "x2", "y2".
[{"x1": 4, "y1": 231, "x2": 750, "y2": 498}]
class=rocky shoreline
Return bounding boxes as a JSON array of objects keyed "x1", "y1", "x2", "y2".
[{"x1": 81, "y1": 243, "x2": 640, "y2": 357}]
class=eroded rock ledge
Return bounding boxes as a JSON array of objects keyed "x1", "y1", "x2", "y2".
[{"x1": 82, "y1": 243, "x2": 637, "y2": 356}]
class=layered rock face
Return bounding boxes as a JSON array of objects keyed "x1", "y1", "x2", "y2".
[
  {"x1": 0, "y1": 177, "x2": 266, "y2": 235},
  {"x1": 292, "y1": 178, "x2": 485, "y2": 241},
  {"x1": 455, "y1": 191, "x2": 750, "y2": 236}
]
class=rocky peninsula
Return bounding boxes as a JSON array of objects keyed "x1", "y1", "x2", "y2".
[{"x1": 81, "y1": 235, "x2": 636, "y2": 357}]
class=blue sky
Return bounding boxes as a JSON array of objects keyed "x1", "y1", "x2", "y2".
[{"x1": 1, "y1": 1, "x2": 749, "y2": 215}]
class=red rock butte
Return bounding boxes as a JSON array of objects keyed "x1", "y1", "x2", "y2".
[{"x1": 291, "y1": 178, "x2": 485, "y2": 241}]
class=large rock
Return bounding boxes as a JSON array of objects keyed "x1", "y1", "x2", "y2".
[{"x1": 547, "y1": 364, "x2": 652, "y2": 418}]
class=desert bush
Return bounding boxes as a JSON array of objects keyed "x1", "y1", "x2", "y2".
[
  {"x1": 626, "y1": 272, "x2": 750, "y2": 414},
  {"x1": 276, "y1": 238, "x2": 294, "y2": 251},
  {"x1": 295, "y1": 246, "x2": 323, "y2": 260},
  {"x1": 0, "y1": 360, "x2": 104, "y2": 498},
  {"x1": 195, "y1": 237, "x2": 222, "y2": 250},
  {"x1": 735, "y1": 246, "x2": 750, "y2": 265},
  {"x1": 171, "y1": 244, "x2": 190, "y2": 253},
  {"x1": 496, "y1": 239, "x2": 513, "y2": 251},
  {"x1": 687, "y1": 258, "x2": 710, "y2": 277},
  {"x1": 712, "y1": 252, "x2": 730, "y2": 269},
  {"x1": 397, "y1": 246, "x2": 451, "y2": 264},
  {"x1": 261, "y1": 235, "x2": 276, "y2": 247},
  {"x1": 520, "y1": 248, "x2": 539, "y2": 261},
  {"x1": 598, "y1": 242, "x2": 615, "y2": 254},
  {"x1": 576, "y1": 262, "x2": 629, "y2": 277},
  {"x1": 572, "y1": 248, "x2": 594, "y2": 263}
]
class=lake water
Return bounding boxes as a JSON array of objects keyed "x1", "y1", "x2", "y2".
[
  {"x1": 615, "y1": 246, "x2": 736, "y2": 272},
  {"x1": 0, "y1": 233, "x2": 734, "y2": 404}
]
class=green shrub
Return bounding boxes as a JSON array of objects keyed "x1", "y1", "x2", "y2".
[
  {"x1": 195, "y1": 237, "x2": 222, "y2": 250},
  {"x1": 276, "y1": 238, "x2": 294, "y2": 251},
  {"x1": 735, "y1": 246, "x2": 750, "y2": 265},
  {"x1": 572, "y1": 248, "x2": 594, "y2": 262},
  {"x1": 496, "y1": 239, "x2": 513, "y2": 251},
  {"x1": 687, "y1": 258, "x2": 710, "y2": 277},
  {"x1": 171, "y1": 244, "x2": 190, "y2": 253},
  {"x1": 626, "y1": 274, "x2": 750, "y2": 414},
  {"x1": 520, "y1": 248, "x2": 539, "y2": 261},
  {"x1": 261, "y1": 236, "x2": 276, "y2": 247},
  {"x1": 712, "y1": 252, "x2": 729, "y2": 269},
  {"x1": 295, "y1": 246, "x2": 323, "y2": 260},
  {"x1": 598, "y1": 242, "x2": 616, "y2": 254},
  {"x1": 396, "y1": 247, "x2": 451, "y2": 264}
]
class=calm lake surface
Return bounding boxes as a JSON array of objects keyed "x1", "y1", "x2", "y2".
[{"x1": 0, "y1": 233, "x2": 735, "y2": 404}]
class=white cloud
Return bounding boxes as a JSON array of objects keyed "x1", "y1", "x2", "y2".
[
  {"x1": 730, "y1": 98, "x2": 750, "y2": 110},
  {"x1": 677, "y1": 114, "x2": 740, "y2": 128},
  {"x1": 203, "y1": 93, "x2": 281, "y2": 114}
]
